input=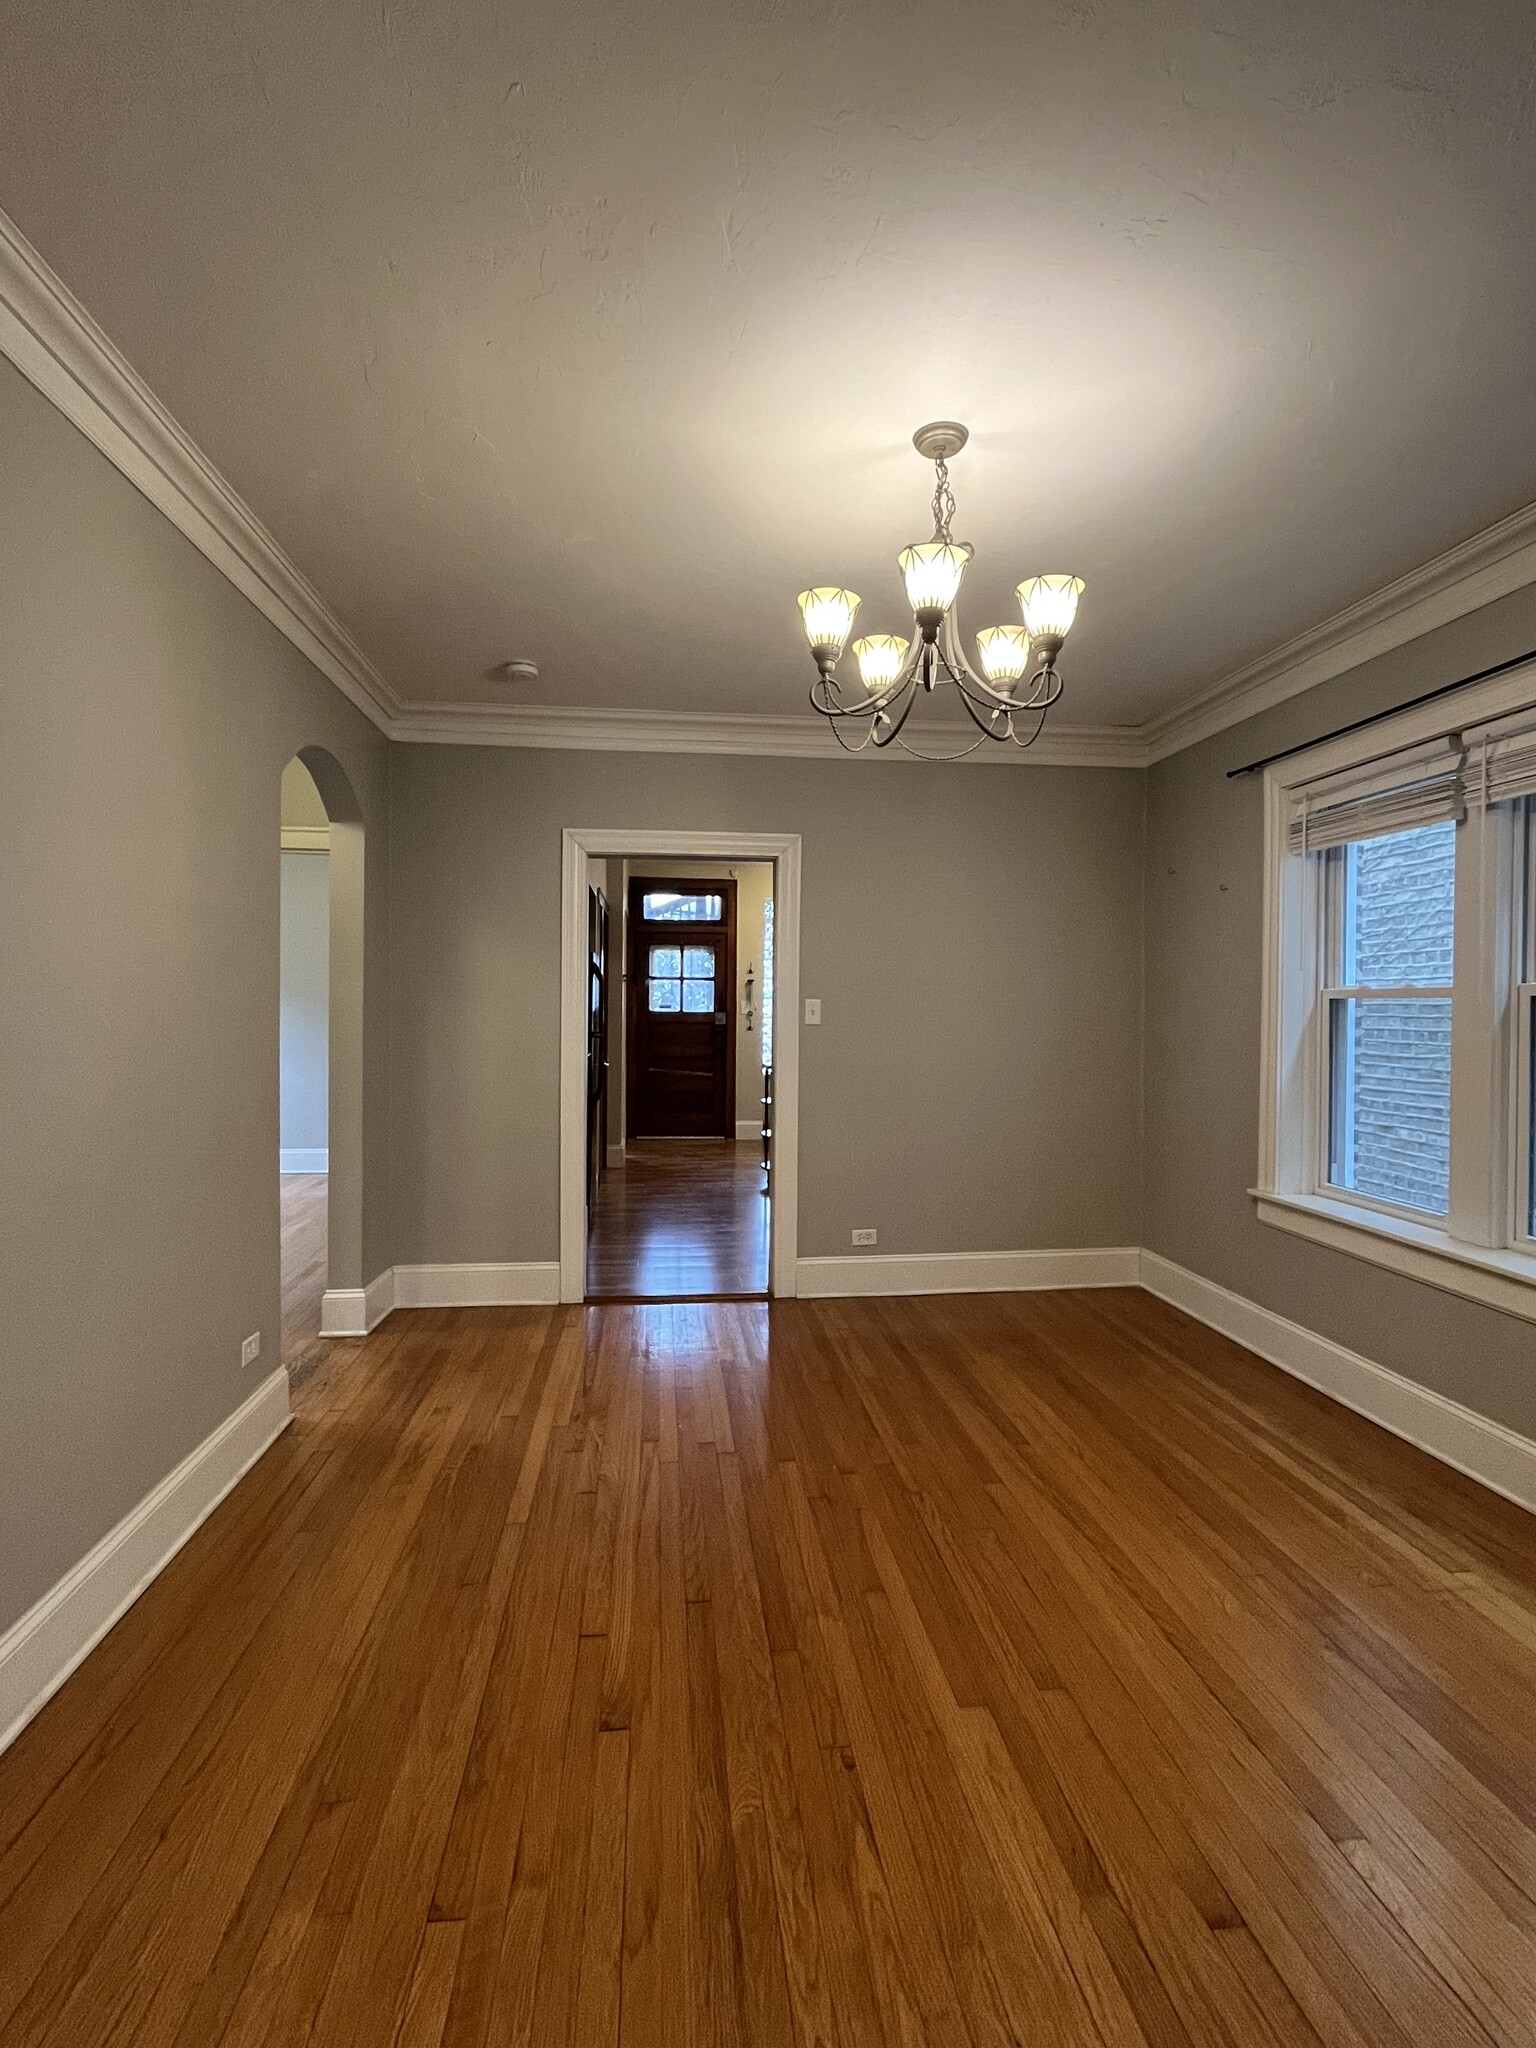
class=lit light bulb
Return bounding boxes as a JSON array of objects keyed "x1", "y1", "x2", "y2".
[
  {"x1": 897, "y1": 542, "x2": 971, "y2": 636},
  {"x1": 1016, "y1": 574, "x2": 1084, "y2": 647},
  {"x1": 852, "y1": 634, "x2": 909, "y2": 695},
  {"x1": 797, "y1": 587, "x2": 861, "y2": 661},
  {"x1": 976, "y1": 625, "x2": 1032, "y2": 690}
]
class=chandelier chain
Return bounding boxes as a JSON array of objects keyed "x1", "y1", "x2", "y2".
[{"x1": 930, "y1": 456, "x2": 955, "y2": 544}]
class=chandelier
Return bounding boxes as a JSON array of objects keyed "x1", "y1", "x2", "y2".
[{"x1": 796, "y1": 422, "x2": 1085, "y2": 757}]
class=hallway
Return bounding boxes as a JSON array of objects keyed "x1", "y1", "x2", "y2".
[{"x1": 585, "y1": 1139, "x2": 769, "y2": 1299}]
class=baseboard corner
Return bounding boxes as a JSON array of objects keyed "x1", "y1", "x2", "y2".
[{"x1": 320, "y1": 1267, "x2": 395, "y2": 1337}]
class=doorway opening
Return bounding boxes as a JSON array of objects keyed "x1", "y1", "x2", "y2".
[
  {"x1": 560, "y1": 832, "x2": 800, "y2": 1303},
  {"x1": 584, "y1": 860, "x2": 772, "y2": 1299},
  {"x1": 279, "y1": 747, "x2": 365, "y2": 1380}
]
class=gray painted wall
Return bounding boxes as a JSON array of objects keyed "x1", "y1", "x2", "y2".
[
  {"x1": 388, "y1": 746, "x2": 1146, "y2": 1267},
  {"x1": 279, "y1": 852, "x2": 329, "y2": 1154},
  {"x1": 0, "y1": 356, "x2": 392, "y2": 1634},
  {"x1": 1145, "y1": 580, "x2": 1536, "y2": 1440}
]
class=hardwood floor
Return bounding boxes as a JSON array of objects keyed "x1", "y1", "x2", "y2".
[
  {"x1": 280, "y1": 1171, "x2": 330, "y2": 1389},
  {"x1": 586, "y1": 1138, "x2": 769, "y2": 1298},
  {"x1": 5, "y1": 1287, "x2": 1536, "y2": 2045}
]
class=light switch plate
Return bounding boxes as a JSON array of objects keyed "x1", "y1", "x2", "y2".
[{"x1": 804, "y1": 998, "x2": 822, "y2": 1024}]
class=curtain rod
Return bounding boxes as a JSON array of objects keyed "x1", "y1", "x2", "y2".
[{"x1": 1225, "y1": 645, "x2": 1536, "y2": 779}]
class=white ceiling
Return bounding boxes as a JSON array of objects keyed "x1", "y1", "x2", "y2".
[{"x1": 3, "y1": 0, "x2": 1536, "y2": 731}]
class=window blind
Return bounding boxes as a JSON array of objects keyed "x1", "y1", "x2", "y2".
[
  {"x1": 1285, "y1": 739, "x2": 1466, "y2": 853},
  {"x1": 1464, "y1": 712, "x2": 1536, "y2": 810}
]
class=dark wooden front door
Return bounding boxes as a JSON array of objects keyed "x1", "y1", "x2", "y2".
[{"x1": 626, "y1": 878, "x2": 736, "y2": 1138}]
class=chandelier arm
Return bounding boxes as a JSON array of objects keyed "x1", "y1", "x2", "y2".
[
  {"x1": 1017, "y1": 664, "x2": 1065, "y2": 711},
  {"x1": 868, "y1": 675, "x2": 923, "y2": 748},
  {"x1": 1004, "y1": 703, "x2": 1053, "y2": 749},
  {"x1": 811, "y1": 677, "x2": 896, "y2": 721}
]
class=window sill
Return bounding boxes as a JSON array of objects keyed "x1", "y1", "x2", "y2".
[{"x1": 1252, "y1": 1189, "x2": 1536, "y2": 1325}]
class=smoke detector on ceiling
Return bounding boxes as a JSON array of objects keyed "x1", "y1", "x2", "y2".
[{"x1": 489, "y1": 658, "x2": 540, "y2": 683}]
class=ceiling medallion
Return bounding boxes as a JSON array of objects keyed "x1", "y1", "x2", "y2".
[{"x1": 797, "y1": 422, "x2": 1085, "y2": 757}]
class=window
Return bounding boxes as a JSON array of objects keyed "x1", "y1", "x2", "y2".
[
  {"x1": 1324, "y1": 823, "x2": 1454, "y2": 1216},
  {"x1": 641, "y1": 891, "x2": 723, "y2": 922},
  {"x1": 1259, "y1": 677, "x2": 1536, "y2": 1321},
  {"x1": 647, "y1": 942, "x2": 716, "y2": 1015}
]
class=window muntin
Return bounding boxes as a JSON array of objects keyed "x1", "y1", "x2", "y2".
[
  {"x1": 647, "y1": 939, "x2": 716, "y2": 1015},
  {"x1": 1321, "y1": 822, "x2": 1456, "y2": 1217},
  {"x1": 641, "y1": 891, "x2": 723, "y2": 922}
]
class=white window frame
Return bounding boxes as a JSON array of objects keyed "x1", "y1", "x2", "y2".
[{"x1": 1256, "y1": 659, "x2": 1536, "y2": 1322}]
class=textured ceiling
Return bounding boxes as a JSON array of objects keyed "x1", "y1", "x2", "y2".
[{"x1": 3, "y1": 0, "x2": 1536, "y2": 728}]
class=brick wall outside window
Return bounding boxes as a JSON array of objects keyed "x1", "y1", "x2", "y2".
[{"x1": 1339, "y1": 824, "x2": 1454, "y2": 1214}]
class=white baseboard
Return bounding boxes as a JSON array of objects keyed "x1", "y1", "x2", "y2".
[
  {"x1": 796, "y1": 1246, "x2": 1141, "y2": 1299},
  {"x1": 321, "y1": 1267, "x2": 395, "y2": 1337},
  {"x1": 0, "y1": 1368, "x2": 291, "y2": 1756},
  {"x1": 392, "y1": 1261, "x2": 562, "y2": 1308},
  {"x1": 1139, "y1": 1252, "x2": 1536, "y2": 1516},
  {"x1": 279, "y1": 1148, "x2": 328, "y2": 1173},
  {"x1": 735, "y1": 1119, "x2": 764, "y2": 1143}
]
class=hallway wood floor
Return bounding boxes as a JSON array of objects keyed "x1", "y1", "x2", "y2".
[
  {"x1": 4, "y1": 1288, "x2": 1536, "y2": 2046},
  {"x1": 279, "y1": 1171, "x2": 329, "y2": 1389},
  {"x1": 586, "y1": 1138, "x2": 769, "y2": 1298}
]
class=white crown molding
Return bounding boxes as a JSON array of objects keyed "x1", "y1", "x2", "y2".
[
  {"x1": 0, "y1": 205, "x2": 399, "y2": 734},
  {"x1": 389, "y1": 700, "x2": 1148, "y2": 767},
  {"x1": 9, "y1": 200, "x2": 1536, "y2": 773},
  {"x1": 1140, "y1": 498, "x2": 1536, "y2": 765}
]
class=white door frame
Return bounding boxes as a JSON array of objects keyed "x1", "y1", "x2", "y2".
[{"x1": 560, "y1": 828, "x2": 801, "y2": 1302}]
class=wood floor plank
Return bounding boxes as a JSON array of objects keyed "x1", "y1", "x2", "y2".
[{"x1": 3, "y1": 1289, "x2": 1536, "y2": 2045}]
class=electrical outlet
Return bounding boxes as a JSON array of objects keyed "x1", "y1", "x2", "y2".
[
  {"x1": 804, "y1": 998, "x2": 822, "y2": 1024},
  {"x1": 241, "y1": 1332, "x2": 261, "y2": 1368},
  {"x1": 852, "y1": 1228, "x2": 877, "y2": 1247}
]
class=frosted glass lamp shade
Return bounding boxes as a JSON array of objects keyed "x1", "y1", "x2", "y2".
[
  {"x1": 1016, "y1": 574, "x2": 1084, "y2": 642},
  {"x1": 797, "y1": 587, "x2": 860, "y2": 656},
  {"x1": 976, "y1": 625, "x2": 1032, "y2": 688},
  {"x1": 852, "y1": 634, "x2": 909, "y2": 695},
  {"x1": 897, "y1": 542, "x2": 971, "y2": 618}
]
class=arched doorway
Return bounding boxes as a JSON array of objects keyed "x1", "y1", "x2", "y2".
[{"x1": 279, "y1": 747, "x2": 365, "y2": 1379}]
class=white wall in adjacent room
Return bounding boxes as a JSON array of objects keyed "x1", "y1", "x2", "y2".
[{"x1": 279, "y1": 850, "x2": 329, "y2": 1163}]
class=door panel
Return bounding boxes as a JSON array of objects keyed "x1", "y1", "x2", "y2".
[{"x1": 627, "y1": 879, "x2": 736, "y2": 1138}]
